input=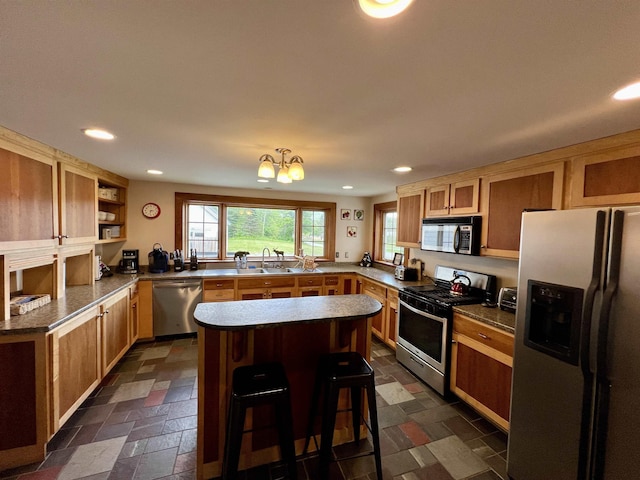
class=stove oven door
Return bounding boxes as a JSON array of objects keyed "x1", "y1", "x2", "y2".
[{"x1": 397, "y1": 299, "x2": 449, "y2": 395}]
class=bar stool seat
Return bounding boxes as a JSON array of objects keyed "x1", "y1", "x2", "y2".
[
  {"x1": 303, "y1": 352, "x2": 383, "y2": 480},
  {"x1": 222, "y1": 362, "x2": 297, "y2": 480}
]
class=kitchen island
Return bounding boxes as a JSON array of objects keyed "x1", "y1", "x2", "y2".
[{"x1": 193, "y1": 294, "x2": 382, "y2": 480}]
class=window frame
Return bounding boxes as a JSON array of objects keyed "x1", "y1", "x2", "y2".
[
  {"x1": 175, "y1": 192, "x2": 336, "y2": 261},
  {"x1": 373, "y1": 200, "x2": 408, "y2": 266}
]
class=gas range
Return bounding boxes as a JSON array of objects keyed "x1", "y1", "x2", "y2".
[{"x1": 402, "y1": 284, "x2": 485, "y2": 308}]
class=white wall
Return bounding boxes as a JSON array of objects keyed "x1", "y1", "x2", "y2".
[{"x1": 97, "y1": 180, "x2": 374, "y2": 266}]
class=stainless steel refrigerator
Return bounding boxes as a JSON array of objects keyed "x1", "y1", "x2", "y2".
[{"x1": 507, "y1": 206, "x2": 640, "y2": 479}]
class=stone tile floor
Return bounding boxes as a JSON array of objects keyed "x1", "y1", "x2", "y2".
[{"x1": 1, "y1": 336, "x2": 507, "y2": 480}]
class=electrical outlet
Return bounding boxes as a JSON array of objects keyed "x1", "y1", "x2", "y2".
[
  {"x1": 336, "y1": 252, "x2": 339, "y2": 258},
  {"x1": 345, "y1": 252, "x2": 349, "y2": 258}
]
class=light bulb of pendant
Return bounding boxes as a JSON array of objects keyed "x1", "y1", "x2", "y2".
[
  {"x1": 277, "y1": 165, "x2": 292, "y2": 183},
  {"x1": 258, "y1": 154, "x2": 275, "y2": 178},
  {"x1": 288, "y1": 156, "x2": 305, "y2": 180}
]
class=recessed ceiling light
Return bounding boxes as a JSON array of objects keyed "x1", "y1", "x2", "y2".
[
  {"x1": 357, "y1": 0, "x2": 414, "y2": 19},
  {"x1": 257, "y1": 179, "x2": 269, "y2": 183},
  {"x1": 393, "y1": 166, "x2": 412, "y2": 173},
  {"x1": 342, "y1": 185, "x2": 354, "y2": 190},
  {"x1": 146, "y1": 169, "x2": 163, "y2": 175},
  {"x1": 82, "y1": 128, "x2": 115, "y2": 140},
  {"x1": 613, "y1": 81, "x2": 640, "y2": 100}
]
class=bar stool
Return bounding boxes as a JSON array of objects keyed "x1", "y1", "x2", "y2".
[
  {"x1": 302, "y1": 352, "x2": 383, "y2": 480},
  {"x1": 222, "y1": 362, "x2": 297, "y2": 480}
]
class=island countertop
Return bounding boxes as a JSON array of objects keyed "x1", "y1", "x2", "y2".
[{"x1": 194, "y1": 294, "x2": 382, "y2": 330}]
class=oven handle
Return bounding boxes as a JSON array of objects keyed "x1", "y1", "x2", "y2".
[{"x1": 399, "y1": 299, "x2": 447, "y2": 323}]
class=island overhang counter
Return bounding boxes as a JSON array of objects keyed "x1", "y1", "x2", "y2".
[{"x1": 194, "y1": 294, "x2": 382, "y2": 479}]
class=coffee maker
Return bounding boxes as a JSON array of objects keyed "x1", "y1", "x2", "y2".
[{"x1": 118, "y1": 249, "x2": 139, "y2": 274}]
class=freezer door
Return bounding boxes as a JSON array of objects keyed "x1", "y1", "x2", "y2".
[
  {"x1": 508, "y1": 208, "x2": 608, "y2": 480},
  {"x1": 597, "y1": 206, "x2": 640, "y2": 478}
]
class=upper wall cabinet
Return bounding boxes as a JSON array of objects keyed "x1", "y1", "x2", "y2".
[
  {"x1": 570, "y1": 146, "x2": 640, "y2": 207},
  {"x1": 58, "y1": 163, "x2": 98, "y2": 245},
  {"x1": 481, "y1": 162, "x2": 565, "y2": 259},
  {"x1": 0, "y1": 146, "x2": 58, "y2": 251},
  {"x1": 425, "y1": 179, "x2": 480, "y2": 217},
  {"x1": 396, "y1": 189, "x2": 425, "y2": 247}
]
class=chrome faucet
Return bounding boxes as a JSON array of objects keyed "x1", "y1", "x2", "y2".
[{"x1": 261, "y1": 247, "x2": 271, "y2": 268}]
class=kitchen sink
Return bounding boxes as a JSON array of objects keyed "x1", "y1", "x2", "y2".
[{"x1": 204, "y1": 267, "x2": 322, "y2": 276}]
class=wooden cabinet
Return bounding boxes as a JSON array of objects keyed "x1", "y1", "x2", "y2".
[
  {"x1": 203, "y1": 279, "x2": 235, "y2": 302},
  {"x1": 425, "y1": 179, "x2": 480, "y2": 216},
  {"x1": 237, "y1": 276, "x2": 295, "y2": 300},
  {"x1": 386, "y1": 288, "x2": 398, "y2": 348},
  {"x1": 0, "y1": 334, "x2": 48, "y2": 471},
  {"x1": 101, "y1": 289, "x2": 130, "y2": 374},
  {"x1": 396, "y1": 189, "x2": 425, "y2": 247},
  {"x1": 49, "y1": 305, "x2": 101, "y2": 432},
  {"x1": 570, "y1": 147, "x2": 640, "y2": 207},
  {"x1": 130, "y1": 284, "x2": 139, "y2": 344},
  {"x1": 297, "y1": 275, "x2": 324, "y2": 297},
  {"x1": 450, "y1": 313, "x2": 514, "y2": 431},
  {"x1": 58, "y1": 163, "x2": 97, "y2": 245},
  {"x1": 481, "y1": 162, "x2": 564, "y2": 258},
  {"x1": 137, "y1": 280, "x2": 154, "y2": 339},
  {"x1": 360, "y1": 279, "x2": 387, "y2": 341},
  {"x1": 324, "y1": 275, "x2": 342, "y2": 295},
  {"x1": 0, "y1": 146, "x2": 58, "y2": 251}
]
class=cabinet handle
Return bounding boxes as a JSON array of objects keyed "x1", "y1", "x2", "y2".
[
  {"x1": 132, "y1": 304, "x2": 136, "y2": 309},
  {"x1": 104, "y1": 309, "x2": 110, "y2": 315},
  {"x1": 478, "y1": 332, "x2": 489, "y2": 340},
  {"x1": 264, "y1": 281, "x2": 272, "y2": 285},
  {"x1": 216, "y1": 283, "x2": 223, "y2": 287}
]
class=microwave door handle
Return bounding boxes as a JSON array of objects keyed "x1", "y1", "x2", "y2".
[{"x1": 453, "y1": 226, "x2": 461, "y2": 253}]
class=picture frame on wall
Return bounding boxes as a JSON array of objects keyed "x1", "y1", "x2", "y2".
[
  {"x1": 354, "y1": 209, "x2": 364, "y2": 221},
  {"x1": 341, "y1": 209, "x2": 351, "y2": 220},
  {"x1": 347, "y1": 226, "x2": 357, "y2": 237}
]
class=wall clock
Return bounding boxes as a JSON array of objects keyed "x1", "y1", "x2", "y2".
[{"x1": 142, "y1": 202, "x2": 161, "y2": 219}]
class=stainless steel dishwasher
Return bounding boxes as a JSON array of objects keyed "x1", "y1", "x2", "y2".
[{"x1": 152, "y1": 279, "x2": 203, "y2": 336}]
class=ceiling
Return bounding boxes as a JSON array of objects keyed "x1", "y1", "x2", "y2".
[{"x1": 1, "y1": 1, "x2": 640, "y2": 197}]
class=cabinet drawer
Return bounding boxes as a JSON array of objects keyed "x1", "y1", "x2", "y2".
[
  {"x1": 324, "y1": 275, "x2": 340, "y2": 286},
  {"x1": 203, "y1": 279, "x2": 235, "y2": 290},
  {"x1": 453, "y1": 313, "x2": 514, "y2": 357},
  {"x1": 237, "y1": 276, "x2": 295, "y2": 289},
  {"x1": 297, "y1": 275, "x2": 323, "y2": 287},
  {"x1": 362, "y1": 279, "x2": 387, "y2": 299},
  {"x1": 203, "y1": 289, "x2": 234, "y2": 302}
]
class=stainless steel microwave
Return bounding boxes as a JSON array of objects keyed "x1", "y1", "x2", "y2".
[{"x1": 420, "y1": 216, "x2": 482, "y2": 255}]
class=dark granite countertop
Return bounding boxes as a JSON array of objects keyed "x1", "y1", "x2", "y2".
[
  {"x1": 194, "y1": 294, "x2": 382, "y2": 330},
  {"x1": 1, "y1": 264, "x2": 428, "y2": 336},
  {"x1": 0, "y1": 276, "x2": 136, "y2": 335},
  {"x1": 453, "y1": 304, "x2": 516, "y2": 334}
]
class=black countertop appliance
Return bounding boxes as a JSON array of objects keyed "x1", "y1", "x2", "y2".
[{"x1": 148, "y1": 243, "x2": 170, "y2": 273}]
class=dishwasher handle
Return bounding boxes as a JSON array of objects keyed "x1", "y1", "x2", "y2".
[{"x1": 153, "y1": 281, "x2": 202, "y2": 289}]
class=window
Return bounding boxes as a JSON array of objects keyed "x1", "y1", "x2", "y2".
[
  {"x1": 374, "y1": 201, "x2": 406, "y2": 263},
  {"x1": 176, "y1": 193, "x2": 335, "y2": 261}
]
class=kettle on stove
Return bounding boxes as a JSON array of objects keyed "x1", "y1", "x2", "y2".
[{"x1": 359, "y1": 251, "x2": 372, "y2": 267}]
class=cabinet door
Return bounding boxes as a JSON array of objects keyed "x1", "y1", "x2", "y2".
[
  {"x1": 425, "y1": 184, "x2": 450, "y2": 216},
  {"x1": 0, "y1": 147, "x2": 58, "y2": 251},
  {"x1": 203, "y1": 279, "x2": 235, "y2": 302},
  {"x1": 396, "y1": 190, "x2": 425, "y2": 247},
  {"x1": 570, "y1": 148, "x2": 640, "y2": 207},
  {"x1": 450, "y1": 315, "x2": 513, "y2": 431},
  {"x1": 130, "y1": 288, "x2": 139, "y2": 344},
  {"x1": 101, "y1": 289, "x2": 130, "y2": 374},
  {"x1": 449, "y1": 178, "x2": 480, "y2": 215},
  {"x1": 481, "y1": 162, "x2": 564, "y2": 258},
  {"x1": 362, "y1": 280, "x2": 387, "y2": 340},
  {"x1": 49, "y1": 306, "x2": 101, "y2": 431},
  {"x1": 58, "y1": 163, "x2": 97, "y2": 245},
  {"x1": 386, "y1": 289, "x2": 398, "y2": 349},
  {"x1": 137, "y1": 281, "x2": 154, "y2": 339}
]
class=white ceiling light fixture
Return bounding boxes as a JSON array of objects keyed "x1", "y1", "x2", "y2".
[
  {"x1": 258, "y1": 147, "x2": 305, "y2": 184},
  {"x1": 613, "y1": 81, "x2": 640, "y2": 101},
  {"x1": 393, "y1": 166, "x2": 412, "y2": 173},
  {"x1": 82, "y1": 128, "x2": 115, "y2": 140},
  {"x1": 146, "y1": 169, "x2": 163, "y2": 175},
  {"x1": 342, "y1": 185, "x2": 354, "y2": 190},
  {"x1": 357, "y1": 0, "x2": 414, "y2": 19}
]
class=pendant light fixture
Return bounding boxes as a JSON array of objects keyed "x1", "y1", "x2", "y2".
[{"x1": 258, "y1": 148, "x2": 305, "y2": 184}]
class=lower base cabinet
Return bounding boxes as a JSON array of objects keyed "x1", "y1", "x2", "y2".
[
  {"x1": 101, "y1": 289, "x2": 130, "y2": 374},
  {"x1": 450, "y1": 313, "x2": 514, "y2": 432}
]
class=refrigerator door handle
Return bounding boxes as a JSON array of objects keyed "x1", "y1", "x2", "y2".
[{"x1": 580, "y1": 210, "x2": 606, "y2": 377}]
